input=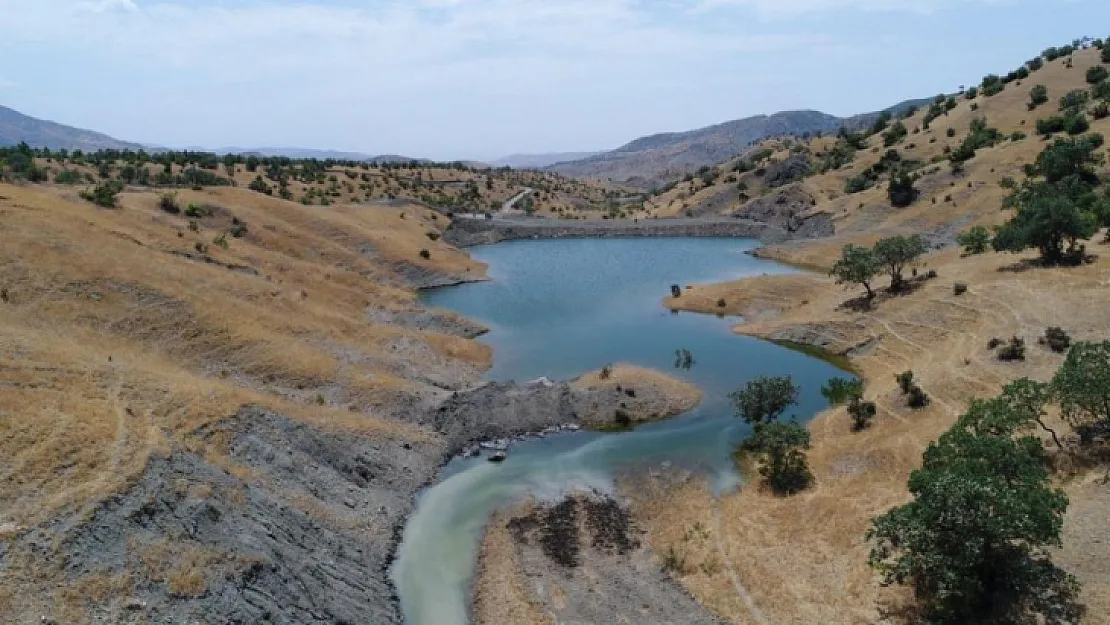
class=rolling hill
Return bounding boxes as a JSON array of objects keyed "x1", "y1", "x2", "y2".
[
  {"x1": 0, "y1": 104, "x2": 143, "y2": 151},
  {"x1": 547, "y1": 100, "x2": 931, "y2": 186}
]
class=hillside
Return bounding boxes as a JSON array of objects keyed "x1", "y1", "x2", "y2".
[
  {"x1": 0, "y1": 105, "x2": 143, "y2": 151},
  {"x1": 547, "y1": 100, "x2": 930, "y2": 186},
  {"x1": 629, "y1": 42, "x2": 1110, "y2": 624},
  {"x1": 0, "y1": 143, "x2": 638, "y2": 218},
  {"x1": 492, "y1": 151, "x2": 601, "y2": 169}
]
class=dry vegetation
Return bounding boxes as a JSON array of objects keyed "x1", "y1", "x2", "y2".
[
  {"x1": 573, "y1": 364, "x2": 703, "y2": 428},
  {"x1": 634, "y1": 44, "x2": 1110, "y2": 625},
  {"x1": 0, "y1": 181, "x2": 486, "y2": 618}
]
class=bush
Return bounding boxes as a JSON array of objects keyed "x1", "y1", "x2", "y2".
[
  {"x1": 887, "y1": 170, "x2": 918, "y2": 207},
  {"x1": 1059, "y1": 89, "x2": 1090, "y2": 113},
  {"x1": 53, "y1": 169, "x2": 83, "y2": 185},
  {"x1": 945, "y1": 128, "x2": 955, "y2": 138},
  {"x1": 1093, "y1": 103, "x2": 1109, "y2": 120},
  {"x1": 716, "y1": 298, "x2": 726, "y2": 308},
  {"x1": 907, "y1": 385, "x2": 930, "y2": 409},
  {"x1": 981, "y1": 74, "x2": 1004, "y2": 97},
  {"x1": 1087, "y1": 66, "x2": 1109, "y2": 84},
  {"x1": 1064, "y1": 113, "x2": 1089, "y2": 135},
  {"x1": 997, "y1": 336, "x2": 1026, "y2": 362},
  {"x1": 1036, "y1": 116, "x2": 1066, "y2": 136},
  {"x1": 953, "y1": 282, "x2": 968, "y2": 296},
  {"x1": 79, "y1": 180, "x2": 123, "y2": 208},
  {"x1": 848, "y1": 395, "x2": 877, "y2": 431},
  {"x1": 956, "y1": 225, "x2": 991, "y2": 255},
  {"x1": 184, "y1": 203, "x2": 213, "y2": 218},
  {"x1": 158, "y1": 192, "x2": 180, "y2": 214},
  {"x1": 229, "y1": 217, "x2": 248, "y2": 238},
  {"x1": 1027, "y1": 56, "x2": 1044, "y2": 72},
  {"x1": 1040, "y1": 327, "x2": 1071, "y2": 353},
  {"x1": 987, "y1": 337, "x2": 1003, "y2": 350},
  {"x1": 419, "y1": 249, "x2": 431, "y2": 260},
  {"x1": 1104, "y1": 45, "x2": 1110, "y2": 63},
  {"x1": 896, "y1": 370, "x2": 915, "y2": 395},
  {"x1": 1028, "y1": 84, "x2": 1048, "y2": 109}
]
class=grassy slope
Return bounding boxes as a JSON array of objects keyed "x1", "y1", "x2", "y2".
[
  {"x1": 39, "y1": 157, "x2": 637, "y2": 220},
  {"x1": 0, "y1": 182, "x2": 491, "y2": 616},
  {"x1": 633, "y1": 46, "x2": 1110, "y2": 624}
]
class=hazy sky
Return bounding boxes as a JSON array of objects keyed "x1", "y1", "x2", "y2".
[{"x1": 1, "y1": 1, "x2": 1107, "y2": 160}]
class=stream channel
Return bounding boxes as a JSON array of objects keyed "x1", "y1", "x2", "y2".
[{"x1": 392, "y1": 237, "x2": 848, "y2": 624}]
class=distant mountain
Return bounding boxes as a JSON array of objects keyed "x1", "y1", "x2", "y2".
[
  {"x1": 188, "y1": 146, "x2": 378, "y2": 161},
  {"x1": 0, "y1": 104, "x2": 142, "y2": 151},
  {"x1": 491, "y1": 152, "x2": 602, "y2": 169},
  {"x1": 547, "y1": 99, "x2": 934, "y2": 186}
]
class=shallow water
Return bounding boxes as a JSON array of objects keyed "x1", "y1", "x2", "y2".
[{"x1": 392, "y1": 238, "x2": 847, "y2": 625}]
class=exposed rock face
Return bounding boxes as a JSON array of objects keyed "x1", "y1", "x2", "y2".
[
  {"x1": 731, "y1": 184, "x2": 834, "y2": 240},
  {"x1": 41, "y1": 408, "x2": 443, "y2": 625},
  {"x1": 763, "y1": 154, "x2": 812, "y2": 188}
]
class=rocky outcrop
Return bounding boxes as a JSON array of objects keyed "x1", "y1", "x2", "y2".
[
  {"x1": 731, "y1": 183, "x2": 834, "y2": 241},
  {"x1": 42, "y1": 407, "x2": 443, "y2": 625}
]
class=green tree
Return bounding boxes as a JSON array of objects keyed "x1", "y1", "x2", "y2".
[
  {"x1": 888, "y1": 170, "x2": 918, "y2": 207},
  {"x1": 873, "y1": 234, "x2": 928, "y2": 291},
  {"x1": 1059, "y1": 89, "x2": 1090, "y2": 114},
  {"x1": 742, "y1": 421, "x2": 813, "y2": 495},
  {"x1": 957, "y1": 225, "x2": 992, "y2": 255},
  {"x1": 829, "y1": 244, "x2": 880, "y2": 299},
  {"x1": 1087, "y1": 66, "x2": 1109, "y2": 85},
  {"x1": 1103, "y1": 45, "x2": 1110, "y2": 63},
  {"x1": 882, "y1": 120, "x2": 908, "y2": 147},
  {"x1": 79, "y1": 180, "x2": 123, "y2": 208},
  {"x1": 821, "y1": 377, "x2": 863, "y2": 406},
  {"x1": 1051, "y1": 341, "x2": 1110, "y2": 444},
  {"x1": 868, "y1": 396, "x2": 1081, "y2": 624},
  {"x1": 993, "y1": 134, "x2": 1104, "y2": 264},
  {"x1": 1028, "y1": 84, "x2": 1048, "y2": 109},
  {"x1": 729, "y1": 376, "x2": 799, "y2": 426}
]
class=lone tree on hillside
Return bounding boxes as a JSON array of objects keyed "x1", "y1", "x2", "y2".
[
  {"x1": 868, "y1": 392, "x2": 1082, "y2": 624},
  {"x1": 992, "y1": 134, "x2": 1104, "y2": 264},
  {"x1": 830, "y1": 244, "x2": 880, "y2": 299},
  {"x1": 1052, "y1": 341, "x2": 1110, "y2": 444},
  {"x1": 873, "y1": 234, "x2": 928, "y2": 291},
  {"x1": 1029, "y1": 84, "x2": 1049, "y2": 109},
  {"x1": 730, "y1": 375, "x2": 799, "y2": 426},
  {"x1": 743, "y1": 421, "x2": 813, "y2": 495},
  {"x1": 732, "y1": 375, "x2": 812, "y2": 495},
  {"x1": 888, "y1": 170, "x2": 918, "y2": 207}
]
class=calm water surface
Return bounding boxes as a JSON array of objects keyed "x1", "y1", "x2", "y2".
[{"x1": 392, "y1": 238, "x2": 846, "y2": 625}]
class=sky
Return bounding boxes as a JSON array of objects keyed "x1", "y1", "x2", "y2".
[{"x1": 0, "y1": 0, "x2": 1107, "y2": 160}]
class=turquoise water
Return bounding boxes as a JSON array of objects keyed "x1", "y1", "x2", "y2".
[{"x1": 392, "y1": 238, "x2": 847, "y2": 625}]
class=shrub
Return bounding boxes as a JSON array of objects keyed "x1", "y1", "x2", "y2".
[
  {"x1": 742, "y1": 421, "x2": 813, "y2": 495},
  {"x1": 599, "y1": 364, "x2": 613, "y2": 380},
  {"x1": 1059, "y1": 89, "x2": 1090, "y2": 113},
  {"x1": 716, "y1": 298, "x2": 726, "y2": 308},
  {"x1": 1036, "y1": 116, "x2": 1066, "y2": 136},
  {"x1": 945, "y1": 128, "x2": 955, "y2": 138},
  {"x1": 953, "y1": 282, "x2": 968, "y2": 296},
  {"x1": 882, "y1": 121, "x2": 908, "y2": 147},
  {"x1": 987, "y1": 337, "x2": 1003, "y2": 349},
  {"x1": 426, "y1": 231, "x2": 441, "y2": 241},
  {"x1": 848, "y1": 395, "x2": 877, "y2": 431},
  {"x1": 1104, "y1": 45, "x2": 1110, "y2": 63},
  {"x1": 1027, "y1": 56, "x2": 1044, "y2": 72},
  {"x1": 887, "y1": 170, "x2": 918, "y2": 207},
  {"x1": 981, "y1": 74, "x2": 1004, "y2": 97},
  {"x1": 79, "y1": 180, "x2": 123, "y2": 208},
  {"x1": 614, "y1": 408, "x2": 632, "y2": 428},
  {"x1": 419, "y1": 249, "x2": 431, "y2": 260},
  {"x1": 997, "y1": 336, "x2": 1026, "y2": 361},
  {"x1": 53, "y1": 169, "x2": 83, "y2": 185},
  {"x1": 229, "y1": 217, "x2": 248, "y2": 238},
  {"x1": 964, "y1": 86, "x2": 978, "y2": 99},
  {"x1": 212, "y1": 234, "x2": 229, "y2": 249},
  {"x1": 907, "y1": 385, "x2": 930, "y2": 409},
  {"x1": 821, "y1": 377, "x2": 864, "y2": 406},
  {"x1": 896, "y1": 370, "x2": 915, "y2": 395},
  {"x1": 1028, "y1": 84, "x2": 1048, "y2": 109},
  {"x1": 184, "y1": 203, "x2": 213, "y2": 218},
  {"x1": 1087, "y1": 66, "x2": 1109, "y2": 84},
  {"x1": 1064, "y1": 113, "x2": 1089, "y2": 135},
  {"x1": 158, "y1": 192, "x2": 180, "y2": 214},
  {"x1": 956, "y1": 225, "x2": 991, "y2": 255},
  {"x1": 1040, "y1": 327, "x2": 1071, "y2": 353}
]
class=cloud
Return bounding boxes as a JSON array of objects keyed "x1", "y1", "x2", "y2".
[{"x1": 75, "y1": 0, "x2": 137, "y2": 13}]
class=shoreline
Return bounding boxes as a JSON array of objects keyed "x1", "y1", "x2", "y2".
[{"x1": 443, "y1": 215, "x2": 785, "y2": 247}]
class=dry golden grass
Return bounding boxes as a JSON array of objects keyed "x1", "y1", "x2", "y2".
[
  {"x1": 573, "y1": 364, "x2": 703, "y2": 426},
  {"x1": 636, "y1": 238, "x2": 1110, "y2": 623},
  {"x1": 472, "y1": 506, "x2": 555, "y2": 625},
  {"x1": 0, "y1": 181, "x2": 489, "y2": 618}
]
